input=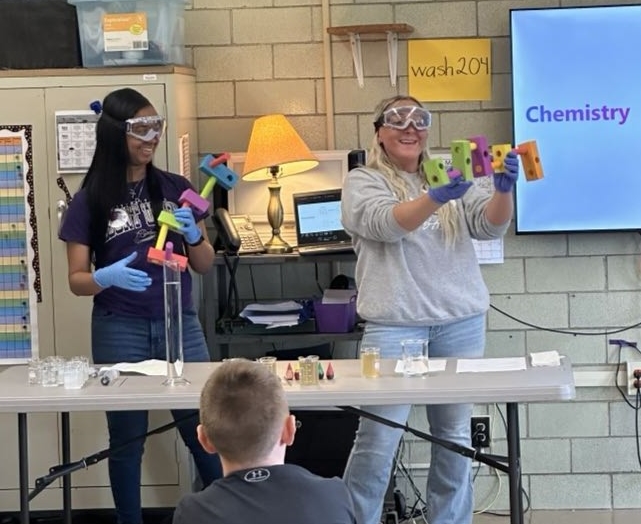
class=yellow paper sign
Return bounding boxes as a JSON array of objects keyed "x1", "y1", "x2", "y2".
[{"x1": 408, "y1": 39, "x2": 491, "y2": 102}]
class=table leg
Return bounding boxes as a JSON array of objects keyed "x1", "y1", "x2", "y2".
[
  {"x1": 217, "y1": 264, "x2": 227, "y2": 319},
  {"x1": 18, "y1": 413, "x2": 29, "y2": 524},
  {"x1": 506, "y1": 402, "x2": 523, "y2": 524},
  {"x1": 61, "y1": 412, "x2": 72, "y2": 524},
  {"x1": 217, "y1": 264, "x2": 230, "y2": 360}
]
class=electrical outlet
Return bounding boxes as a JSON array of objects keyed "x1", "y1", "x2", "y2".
[
  {"x1": 470, "y1": 416, "x2": 491, "y2": 448},
  {"x1": 626, "y1": 361, "x2": 641, "y2": 396}
]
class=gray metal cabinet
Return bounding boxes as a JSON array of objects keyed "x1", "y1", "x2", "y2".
[{"x1": 0, "y1": 66, "x2": 198, "y2": 511}]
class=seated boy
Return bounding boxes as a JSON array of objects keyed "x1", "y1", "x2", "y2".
[{"x1": 172, "y1": 359, "x2": 356, "y2": 524}]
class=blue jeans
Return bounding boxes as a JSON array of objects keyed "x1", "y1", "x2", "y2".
[
  {"x1": 343, "y1": 314, "x2": 486, "y2": 524},
  {"x1": 92, "y1": 305, "x2": 222, "y2": 524}
]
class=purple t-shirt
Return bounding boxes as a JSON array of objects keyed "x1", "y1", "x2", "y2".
[{"x1": 59, "y1": 169, "x2": 208, "y2": 319}]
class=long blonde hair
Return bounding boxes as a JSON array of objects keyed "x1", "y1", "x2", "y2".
[{"x1": 367, "y1": 95, "x2": 460, "y2": 245}]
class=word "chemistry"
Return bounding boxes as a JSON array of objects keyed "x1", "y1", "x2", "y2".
[{"x1": 526, "y1": 104, "x2": 630, "y2": 125}]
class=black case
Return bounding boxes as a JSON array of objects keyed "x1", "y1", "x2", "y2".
[
  {"x1": 0, "y1": 0, "x2": 82, "y2": 70},
  {"x1": 286, "y1": 410, "x2": 359, "y2": 478}
]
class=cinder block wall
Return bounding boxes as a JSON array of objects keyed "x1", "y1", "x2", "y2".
[{"x1": 186, "y1": 0, "x2": 641, "y2": 510}]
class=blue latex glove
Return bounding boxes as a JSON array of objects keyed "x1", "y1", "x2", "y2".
[
  {"x1": 173, "y1": 207, "x2": 202, "y2": 245},
  {"x1": 428, "y1": 173, "x2": 473, "y2": 205},
  {"x1": 93, "y1": 252, "x2": 151, "y2": 292},
  {"x1": 493, "y1": 151, "x2": 519, "y2": 193}
]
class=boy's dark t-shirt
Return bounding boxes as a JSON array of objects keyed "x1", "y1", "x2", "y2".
[{"x1": 172, "y1": 464, "x2": 356, "y2": 524}]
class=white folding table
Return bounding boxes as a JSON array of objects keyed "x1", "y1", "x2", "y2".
[{"x1": 0, "y1": 357, "x2": 575, "y2": 524}]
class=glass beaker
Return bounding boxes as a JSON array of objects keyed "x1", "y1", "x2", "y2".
[
  {"x1": 298, "y1": 355, "x2": 320, "y2": 386},
  {"x1": 27, "y1": 358, "x2": 42, "y2": 386},
  {"x1": 258, "y1": 356, "x2": 277, "y2": 374},
  {"x1": 360, "y1": 347, "x2": 381, "y2": 378},
  {"x1": 401, "y1": 339, "x2": 429, "y2": 377}
]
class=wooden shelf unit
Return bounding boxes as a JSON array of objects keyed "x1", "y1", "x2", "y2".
[
  {"x1": 213, "y1": 252, "x2": 360, "y2": 360},
  {"x1": 326, "y1": 23, "x2": 414, "y2": 87}
]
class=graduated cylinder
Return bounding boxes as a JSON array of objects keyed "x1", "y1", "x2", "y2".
[{"x1": 163, "y1": 242, "x2": 189, "y2": 386}]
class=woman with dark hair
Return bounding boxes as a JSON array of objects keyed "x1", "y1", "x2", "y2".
[
  {"x1": 341, "y1": 95, "x2": 519, "y2": 524},
  {"x1": 59, "y1": 87, "x2": 221, "y2": 524}
]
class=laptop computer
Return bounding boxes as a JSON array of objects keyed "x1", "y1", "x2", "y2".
[{"x1": 293, "y1": 188, "x2": 353, "y2": 255}]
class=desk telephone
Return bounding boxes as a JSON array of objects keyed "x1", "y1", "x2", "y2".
[{"x1": 213, "y1": 208, "x2": 265, "y2": 254}]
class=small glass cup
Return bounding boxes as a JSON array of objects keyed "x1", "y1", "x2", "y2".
[
  {"x1": 258, "y1": 356, "x2": 277, "y2": 374},
  {"x1": 63, "y1": 361, "x2": 85, "y2": 390},
  {"x1": 41, "y1": 361, "x2": 59, "y2": 387},
  {"x1": 298, "y1": 355, "x2": 320, "y2": 386},
  {"x1": 360, "y1": 347, "x2": 381, "y2": 378},
  {"x1": 45, "y1": 356, "x2": 66, "y2": 386},
  {"x1": 27, "y1": 358, "x2": 43, "y2": 386},
  {"x1": 401, "y1": 339, "x2": 429, "y2": 377},
  {"x1": 58, "y1": 362, "x2": 68, "y2": 385},
  {"x1": 70, "y1": 356, "x2": 90, "y2": 382}
]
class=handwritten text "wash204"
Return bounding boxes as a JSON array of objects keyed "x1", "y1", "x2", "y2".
[{"x1": 411, "y1": 56, "x2": 490, "y2": 77}]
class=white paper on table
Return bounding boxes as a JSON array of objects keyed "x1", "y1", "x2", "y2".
[
  {"x1": 394, "y1": 359, "x2": 447, "y2": 373},
  {"x1": 530, "y1": 350, "x2": 561, "y2": 367},
  {"x1": 456, "y1": 357, "x2": 526, "y2": 373},
  {"x1": 100, "y1": 359, "x2": 167, "y2": 376}
]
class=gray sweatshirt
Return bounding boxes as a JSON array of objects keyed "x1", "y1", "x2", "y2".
[{"x1": 341, "y1": 167, "x2": 509, "y2": 326}]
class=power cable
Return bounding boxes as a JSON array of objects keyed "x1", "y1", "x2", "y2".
[
  {"x1": 248, "y1": 264, "x2": 258, "y2": 302},
  {"x1": 610, "y1": 341, "x2": 641, "y2": 469},
  {"x1": 490, "y1": 303, "x2": 641, "y2": 336},
  {"x1": 474, "y1": 468, "x2": 503, "y2": 515},
  {"x1": 492, "y1": 301, "x2": 641, "y2": 470}
]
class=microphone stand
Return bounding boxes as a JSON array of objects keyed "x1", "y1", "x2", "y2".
[
  {"x1": 338, "y1": 405, "x2": 509, "y2": 473},
  {"x1": 29, "y1": 411, "x2": 197, "y2": 501},
  {"x1": 31, "y1": 406, "x2": 510, "y2": 501}
]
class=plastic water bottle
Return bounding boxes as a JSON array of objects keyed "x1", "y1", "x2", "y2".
[{"x1": 100, "y1": 369, "x2": 120, "y2": 386}]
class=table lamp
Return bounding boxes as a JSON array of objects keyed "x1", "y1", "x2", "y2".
[{"x1": 242, "y1": 114, "x2": 319, "y2": 254}]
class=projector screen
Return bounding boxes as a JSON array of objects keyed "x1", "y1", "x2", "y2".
[{"x1": 511, "y1": 5, "x2": 641, "y2": 234}]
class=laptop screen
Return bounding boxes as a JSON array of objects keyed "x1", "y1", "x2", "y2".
[{"x1": 293, "y1": 189, "x2": 352, "y2": 247}]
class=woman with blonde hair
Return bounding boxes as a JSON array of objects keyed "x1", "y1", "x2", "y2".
[{"x1": 341, "y1": 95, "x2": 519, "y2": 524}]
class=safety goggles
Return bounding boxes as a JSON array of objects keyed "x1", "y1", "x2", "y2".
[
  {"x1": 375, "y1": 105, "x2": 432, "y2": 131},
  {"x1": 125, "y1": 115, "x2": 166, "y2": 142}
]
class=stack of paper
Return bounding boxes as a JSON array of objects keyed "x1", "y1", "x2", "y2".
[{"x1": 239, "y1": 301, "x2": 303, "y2": 329}]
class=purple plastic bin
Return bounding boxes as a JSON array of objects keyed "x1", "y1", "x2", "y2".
[{"x1": 313, "y1": 296, "x2": 357, "y2": 333}]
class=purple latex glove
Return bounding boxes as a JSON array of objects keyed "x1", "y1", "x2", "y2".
[
  {"x1": 428, "y1": 173, "x2": 473, "y2": 205},
  {"x1": 493, "y1": 151, "x2": 519, "y2": 193}
]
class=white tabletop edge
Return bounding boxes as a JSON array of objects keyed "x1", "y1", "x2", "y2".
[{"x1": 0, "y1": 357, "x2": 576, "y2": 413}]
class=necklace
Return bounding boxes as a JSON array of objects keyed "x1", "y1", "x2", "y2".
[{"x1": 129, "y1": 178, "x2": 145, "y2": 200}]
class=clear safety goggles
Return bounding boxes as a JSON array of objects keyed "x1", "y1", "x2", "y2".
[
  {"x1": 376, "y1": 106, "x2": 432, "y2": 131},
  {"x1": 125, "y1": 115, "x2": 166, "y2": 142}
]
